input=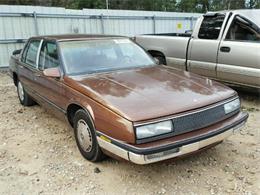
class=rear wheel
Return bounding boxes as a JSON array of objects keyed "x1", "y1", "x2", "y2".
[
  {"x1": 149, "y1": 51, "x2": 166, "y2": 65},
  {"x1": 73, "y1": 109, "x2": 105, "y2": 162},
  {"x1": 17, "y1": 80, "x2": 35, "y2": 106},
  {"x1": 154, "y1": 55, "x2": 166, "y2": 65}
]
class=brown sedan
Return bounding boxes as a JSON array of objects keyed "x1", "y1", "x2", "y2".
[{"x1": 9, "y1": 34, "x2": 248, "y2": 164}]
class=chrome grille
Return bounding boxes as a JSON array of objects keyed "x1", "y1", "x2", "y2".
[
  {"x1": 173, "y1": 103, "x2": 231, "y2": 136},
  {"x1": 135, "y1": 99, "x2": 240, "y2": 144}
]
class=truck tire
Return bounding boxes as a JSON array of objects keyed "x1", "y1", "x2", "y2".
[
  {"x1": 73, "y1": 109, "x2": 106, "y2": 162},
  {"x1": 148, "y1": 51, "x2": 167, "y2": 65},
  {"x1": 154, "y1": 55, "x2": 167, "y2": 65},
  {"x1": 17, "y1": 80, "x2": 35, "y2": 106}
]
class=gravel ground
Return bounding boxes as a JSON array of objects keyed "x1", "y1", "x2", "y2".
[{"x1": 0, "y1": 71, "x2": 259, "y2": 195}]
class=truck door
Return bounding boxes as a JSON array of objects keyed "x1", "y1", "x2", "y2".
[
  {"x1": 217, "y1": 14, "x2": 260, "y2": 88},
  {"x1": 188, "y1": 14, "x2": 226, "y2": 78}
]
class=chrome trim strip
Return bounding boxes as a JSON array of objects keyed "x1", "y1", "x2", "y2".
[
  {"x1": 97, "y1": 122, "x2": 245, "y2": 165},
  {"x1": 134, "y1": 96, "x2": 238, "y2": 127},
  {"x1": 36, "y1": 39, "x2": 43, "y2": 69}
]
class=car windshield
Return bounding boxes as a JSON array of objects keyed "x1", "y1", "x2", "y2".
[{"x1": 59, "y1": 38, "x2": 155, "y2": 75}]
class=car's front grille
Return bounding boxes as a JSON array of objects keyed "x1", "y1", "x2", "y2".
[
  {"x1": 135, "y1": 98, "x2": 240, "y2": 144},
  {"x1": 173, "y1": 103, "x2": 236, "y2": 136}
]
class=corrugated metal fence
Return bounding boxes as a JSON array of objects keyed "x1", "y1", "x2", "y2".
[{"x1": 0, "y1": 5, "x2": 201, "y2": 67}]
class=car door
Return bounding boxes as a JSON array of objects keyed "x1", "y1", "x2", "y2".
[
  {"x1": 217, "y1": 14, "x2": 260, "y2": 88},
  {"x1": 18, "y1": 39, "x2": 42, "y2": 98},
  {"x1": 35, "y1": 40, "x2": 67, "y2": 118},
  {"x1": 187, "y1": 14, "x2": 226, "y2": 78}
]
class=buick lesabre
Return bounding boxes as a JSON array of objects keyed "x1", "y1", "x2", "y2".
[{"x1": 9, "y1": 34, "x2": 248, "y2": 164}]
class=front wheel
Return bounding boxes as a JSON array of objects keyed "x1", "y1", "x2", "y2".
[
  {"x1": 73, "y1": 109, "x2": 106, "y2": 162},
  {"x1": 17, "y1": 80, "x2": 35, "y2": 106}
]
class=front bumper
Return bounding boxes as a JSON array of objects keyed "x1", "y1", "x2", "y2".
[{"x1": 97, "y1": 112, "x2": 248, "y2": 165}]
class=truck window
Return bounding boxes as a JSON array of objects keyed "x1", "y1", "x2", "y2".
[
  {"x1": 39, "y1": 42, "x2": 59, "y2": 70},
  {"x1": 226, "y1": 16, "x2": 260, "y2": 42},
  {"x1": 24, "y1": 40, "x2": 41, "y2": 67},
  {"x1": 198, "y1": 15, "x2": 225, "y2": 40}
]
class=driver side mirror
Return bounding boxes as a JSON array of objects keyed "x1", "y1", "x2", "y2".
[
  {"x1": 43, "y1": 67, "x2": 61, "y2": 78},
  {"x1": 12, "y1": 49, "x2": 22, "y2": 55}
]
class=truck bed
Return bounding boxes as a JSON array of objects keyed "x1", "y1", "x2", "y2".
[{"x1": 135, "y1": 34, "x2": 190, "y2": 70}]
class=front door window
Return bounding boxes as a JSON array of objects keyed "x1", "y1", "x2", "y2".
[{"x1": 39, "y1": 42, "x2": 59, "y2": 70}]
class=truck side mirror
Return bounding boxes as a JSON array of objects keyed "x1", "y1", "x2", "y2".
[
  {"x1": 12, "y1": 49, "x2": 22, "y2": 55},
  {"x1": 43, "y1": 67, "x2": 61, "y2": 78}
]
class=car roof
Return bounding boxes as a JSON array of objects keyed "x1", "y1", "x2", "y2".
[{"x1": 30, "y1": 34, "x2": 126, "y2": 42}]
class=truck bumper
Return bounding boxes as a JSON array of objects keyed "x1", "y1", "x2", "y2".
[{"x1": 97, "y1": 112, "x2": 248, "y2": 165}]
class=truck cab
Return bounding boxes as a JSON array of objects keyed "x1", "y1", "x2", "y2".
[
  {"x1": 189, "y1": 10, "x2": 260, "y2": 88},
  {"x1": 135, "y1": 10, "x2": 260, "y2": 89}
]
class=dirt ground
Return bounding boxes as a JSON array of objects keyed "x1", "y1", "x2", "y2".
[{"x1": 0, "y1": 71, "x2": 259, "y2": 195}]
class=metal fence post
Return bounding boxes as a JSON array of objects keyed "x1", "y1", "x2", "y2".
[
  {"x1": 33, "y1": 11, "x2": 39, "y2": 35},
  {"x1": 190, "y1": 16, "x2": 194, "y2": 30},
  {"x1": 100, "y1": 14, "x2": 105, "y2": 34},
  {"x1": 152, "y1": 15, "x2": 156, "y2": 34}
]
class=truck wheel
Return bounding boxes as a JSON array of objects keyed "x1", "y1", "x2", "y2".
[
  {"x1": 17, "y1": 80, "x2": 35, "y2": 106},
  {"x1": 149, "y1": 51, "x2": 167, "y2": 65},
  {"x1": 154, "y1": 55, "x2": 166, "y2": 65},
  {"x1": 73, "y1": 109, "x2": 106, "y2": 162}
]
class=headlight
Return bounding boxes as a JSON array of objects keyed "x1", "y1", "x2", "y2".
[
  {"x1": 136, "y1": 120, "x2": 173, "y2": 139},
  {"x1": 224, "y1": 98, "x2": 240, "y2": 114}
]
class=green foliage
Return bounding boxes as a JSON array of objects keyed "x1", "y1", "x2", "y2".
[{"x1": 1, "y1": 0, "x2": 259, "y2": 13}]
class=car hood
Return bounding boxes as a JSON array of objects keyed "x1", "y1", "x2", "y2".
[{"x1": 64, "y1": 66, "x2": 236, "y2": 122}]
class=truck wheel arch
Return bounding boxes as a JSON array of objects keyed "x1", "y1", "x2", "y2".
[{"x1": 147, "y1": 50, "x2": 167, "y2": 65}]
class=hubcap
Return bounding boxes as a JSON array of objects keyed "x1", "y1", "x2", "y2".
[
  {"x1": 18, "y1": 82, "x2": 24, "y2": 102},
  {"x1": 76, "y1": 119, "x2": 93, "y2": 152}
]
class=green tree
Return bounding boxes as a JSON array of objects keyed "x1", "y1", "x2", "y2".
[
  {"x1": 245, "y1": 0, "x2": 260, "y2": 8},
  {"x1": 0, "y1": 0, "x2": 259, "y2": 12},
  {"x1": 77, "y1": 0, "x2": 106, "y2": 9}
]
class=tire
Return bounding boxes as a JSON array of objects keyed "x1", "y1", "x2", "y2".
[
  {"x1": 17, "y1": 80, "x2": 35, "y2": 106},
  {"x1": 154, "y1": 55, "x2": 166, "y2": 65},
  {"x1": 73, "y1": 109, "x2": 105, "y2": 162}
]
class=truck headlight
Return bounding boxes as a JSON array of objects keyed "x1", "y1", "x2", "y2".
[
  {"x1": 136, "y1": 120, "x2": 173, "y2": 139},
  {"x1": 224, "y1": 98, "x2": 240, "y2": 114}
]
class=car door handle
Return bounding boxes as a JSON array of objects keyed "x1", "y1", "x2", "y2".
[{"x1": 220, "y1": 46, "x2": 231, "y2": 53}]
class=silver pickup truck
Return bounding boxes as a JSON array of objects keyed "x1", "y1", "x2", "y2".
[{"x1": 135, "y1": 10, "x2": 260, "y2": 89}]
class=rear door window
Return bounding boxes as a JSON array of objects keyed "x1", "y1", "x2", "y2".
[
  {"x1": 23, "y1": 40, "x2": 41, "y2": 67},
  {"x1": 198, "y1": 15, "x2": 225, "y2": 40}
]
